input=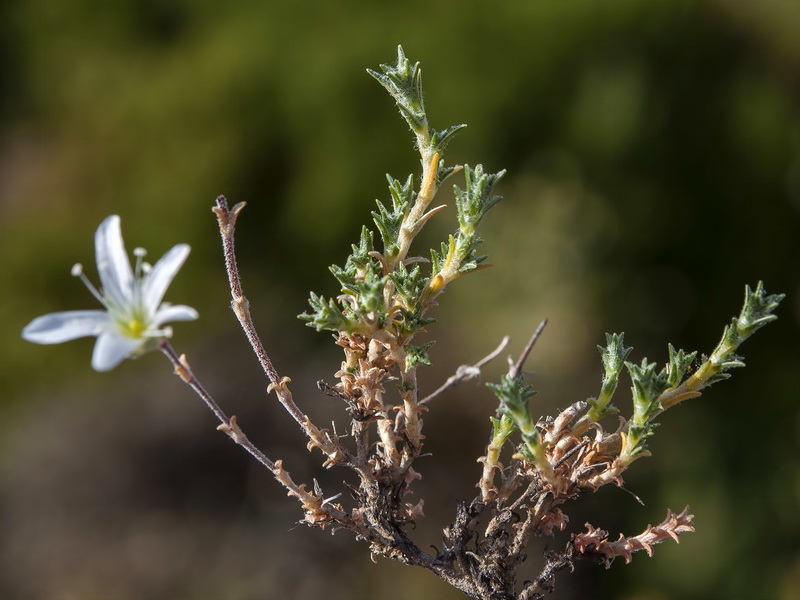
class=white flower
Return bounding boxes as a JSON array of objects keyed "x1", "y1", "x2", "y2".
[{"x1": 22, "y1": 215, "x2": 198, "y2": 371}]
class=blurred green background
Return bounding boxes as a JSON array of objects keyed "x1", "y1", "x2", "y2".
[{"x1": 1, "y1": 1, "x2": 798, "y2": 599}]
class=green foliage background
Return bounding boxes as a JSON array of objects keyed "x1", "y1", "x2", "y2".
[{"x1": 1, "y1": 1, "x2": 798, "y2": 599}]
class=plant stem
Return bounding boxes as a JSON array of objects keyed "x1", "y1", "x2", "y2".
[
  {"x1": 158, "y1": 338, "x2": 275, "y2": 472},
  {"x1": 212, "y1": 196, "x2": 341, "y2": 459},
  {"x1": 159, "y1": 338, "x2": 366, "y2": 531},
  {"x1": 420, "y1": 335, "x2": 509, "y2": 405}
]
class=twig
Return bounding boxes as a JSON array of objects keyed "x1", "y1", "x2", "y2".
[
  {"x1": 159, "y1": 339, "x2": 276, "y2": 472},
  {"x1": 509, "y1": 319, "x2": 547, "y2": 379},
  {"x1": 212, "y1": 196, "x2": 306, "y2": 427},
  {"x1": 159, "y1": 339, "x2": 361, "y2": 531},
  {"x1": 212, "y1": 196, "x2": 344, "y2": 462},
  {"x1": 520, "y1": 545, "x2": 575, "y2": 600},
  {"x1": 554, "y1": 439, "x2": 589, "y2": 469},
  {"x1": 420, "y1": 335, "x2": 510, "y2": 405}
]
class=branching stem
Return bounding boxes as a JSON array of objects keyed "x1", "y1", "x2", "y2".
[{"x1": 159, "y1": 339, "x2": 369, "y2": 534}]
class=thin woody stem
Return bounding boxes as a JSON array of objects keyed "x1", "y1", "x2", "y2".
[
  {"x1": 158, "y1": 339, "x2": 360, "y2": 531},
  {"x1": 212, "y1": 196, "x2": 342, "y2": 460},
  {"x1": 420, "y1": 335, "x2": 510, "y2": 405},
  {"x1": 158, "y1": 338, "x2": 276, "y2": 472},
  {"x1": 212, "y1": 196, "x2": 305, "y2": 426},
  {"x1": 510, "y1": 319, "x2": 548, "y2": 379},
  {"x1": 400, "y1": 367, "x2": 423, "y2": 452}
]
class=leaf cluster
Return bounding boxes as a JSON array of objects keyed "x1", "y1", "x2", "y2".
[
  {"x1": 487, "y1": 374, "x2": 545, "y2": 466},
  {"x1": 484, "y1": 282, "x2": 783, "y2": 470},
  {"x1": 300, "y1": 46, "x2": 504, "y2": 354},
  {"x1": 367, "y1": 46, "x2": 466, "y2": 162},
  {"x1": 437, "y1": 165, "x2": 505, "y2": 275},
  {"x1": 701, "y1": 281, "x2": 785, "y2": 385}
]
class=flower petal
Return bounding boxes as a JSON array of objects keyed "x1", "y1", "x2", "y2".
[
  {"x1": 22, "y1": 310, "x2": 110, "y2": 344},
  {"x1": 153, "y1": 304, "x2": 199, "y2": 327},
  {"x1": 91, "y1": 331, "x2": 142, "y2": 372},
  {"x1": 95, "y1": 215, "x2": 134, "y2": 310},
  {"x1": 142, "y1": 243, "x2": 191, "y2": 315}
]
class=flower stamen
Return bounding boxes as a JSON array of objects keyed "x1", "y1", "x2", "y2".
[
  {"x1": 72, "y1": 262, "x2": 107, "y2": 306},
  {"x1": 133, "y1": 247, "x2": 147, "y2": 279}
]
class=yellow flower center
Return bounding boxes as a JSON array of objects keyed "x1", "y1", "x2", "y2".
[{"x1": 124, "y1": 318, "x2": 146, "y2": 338}]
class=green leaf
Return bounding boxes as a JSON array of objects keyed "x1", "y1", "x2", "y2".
[
  {"x1": 600, "y1": 333, "x2": 632, "y2": 377},
  {"x1": 430, "y1": 124, "x2": 467, "y2": 154},
  {"x1": 488, "y1": 374, "x2": 538, "y2": 439},
  {"x1": 349, "y1": 260, "x2": 388, "y2": 317},
  {"x1": 666, "y1": 344, "x2": 697, "y2": 388},
  {"x1": 626, "y1": 358, "x2": 670, "y2": 425},
  {"x1": 436, "y1": 160, "x2": 459, "y2": 185},
  {"x1": 449, "y1": 165, "x2": 505, "y2": 272},
  {"x1": 373, "y1": 174, "x2": 414, "y2": 259},
  {"x1": 720, "y1": 282, "x2": 785, "y2": 351},
  {"x1": 453, "y1": 164, "x2": 505, "y2": 237},
  {"x1": 490, "y1": 414, "x2": 516, "y2": 442},
  {"x1": 367, "y1": 46, "x2": 427, "y2": 136},
  {"x1": 299, "y1": 292, "x2": 351, "y2": 332},
  {"x1": 405, "y1": 341, "x2": 436, "y2": 371},
  {"x1": 697, "y1": 282, "x2": 784, "y2": 387},
  {"x1": 588, "y1": 333, "x2": 632, "y2": 421},
  {"x1": 625, "y1": 422, "x2": 659, "y2": 457},
  {"x1": 390, "y1": 263, "x2": 427, "y2": 308}
]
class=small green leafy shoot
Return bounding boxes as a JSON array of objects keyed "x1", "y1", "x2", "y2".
[
  {"x1": 587, "y1": 333, "x2": 632, "y2": 422},
  {"x1": 488, "y1": 374, "x2": 554, "y2": 481}
]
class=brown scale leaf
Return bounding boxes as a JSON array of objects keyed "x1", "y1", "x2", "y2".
[{"x1": 573, "y1": 507, "x2": 695, "y2": 566}]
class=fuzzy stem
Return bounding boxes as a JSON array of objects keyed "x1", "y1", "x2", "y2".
[
  {"x1": 159, "y1": 339, "x2": 368, "y2": 532},
  {"x1": 213, "y1": 196, "x2": 340, "y2": 459},
  {"x1": 400, "y1": 366, "x2": 423, "y2": 452}
]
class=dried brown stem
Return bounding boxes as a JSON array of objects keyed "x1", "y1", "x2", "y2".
[
  {"x1": 212, "y1": 198, "x2": 297, "y2": 411},
  {"x1": 420, "y1": 335, "x2": 510, "y2": 405},
  {"x1": 510, "y1": 319, "x2": 548, "y2": 379},
  {"x1": 159, "y1": 340, "x2": 375, "y2": 534},
  {"x1": 160, "y1": 343, "x2": 312, "y2": 503},
  {"x1": 572, "y1": 507, "x2": 695, "y2": 566},
  {"x1": 212, "y1": 196, "x2": 340, "y2": 459}
]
